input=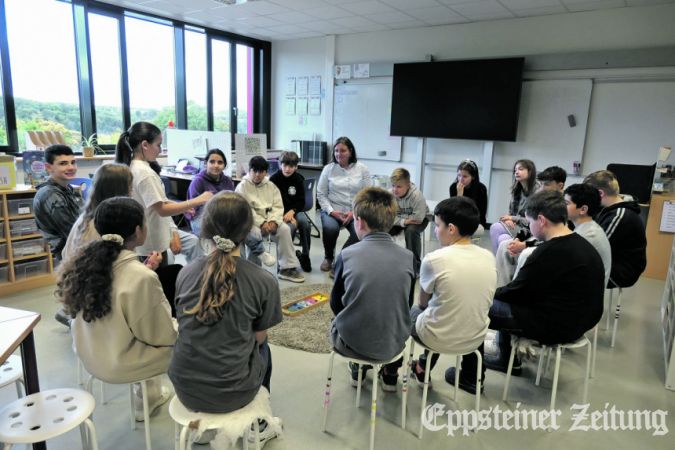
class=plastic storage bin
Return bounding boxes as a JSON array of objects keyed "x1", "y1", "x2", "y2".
[
  {"x1": 9, "y1": 219, "x2": 38, "y2": 237},
  {"x1": 12, "y1": 238, "x2": 45, "y2": 258},
  {"x1": 8, "y1": 198, "x2": 34, "y2": 216},
  {"x1": 13, "y1": 258, "x2": 48, "y2": 280},
  {"x1": 0, "y1": 265, "x2": 8, "y2": 283}
]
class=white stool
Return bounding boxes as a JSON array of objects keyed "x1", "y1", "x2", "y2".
[
  {"x1": 502, "y1": 336, "x2": 591, "y2": 411},
  {"x1": 405, "y1": 340, "x2": 482, "y2": 438},
  {"x1": 0, "y1": 355, "x2": 25, "y2": 398},
  {"x1": 321, "y1": 349, "x2": 408, "y2": 450},
  {"x1": 169, "y1": 387, "x2": 278, "y2": 450},
  {"x1": 605, "y1": 287, "x2": 623, "y2": 347},
  {"x1": 0, "y1": 388, "x2": 99, "y2": 449},
  {"x1": 85, "y1": 375, "x2": 155, "y2": 450}
]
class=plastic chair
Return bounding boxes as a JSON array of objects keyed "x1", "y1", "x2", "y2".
[
  {"x1": 69, "y1": 178, "x2": 93, "y2": 201},
  {"x1": 322, "y1": 348, "x2": 408, "y2": 450},
  {"x1": 169, "y1": 387, "x2": 279, "y2": 450},
  {"x1": 405, "y1": 340, "x2": 482, "y2": 438},
  {"x1": 605, "y1": 287, "x2": 623, "y2": 348},
  {"x1": 0, "y1": 388, "x2": 99, "y2": 449},
  {"x1": 502, "y1": 336, "x2": 591, "y2": 411},
  {"x1": 0, "y1": 355, "x2": 24, "y2": 398},
  {"x1": 300, "y1": 177, "x2": 320, "y2": 238}
]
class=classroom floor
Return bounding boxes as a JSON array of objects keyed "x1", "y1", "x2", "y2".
[{"x1": 1, "y1": 230, "x2": 674, "y2": 450}]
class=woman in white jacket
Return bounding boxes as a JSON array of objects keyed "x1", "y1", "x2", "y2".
[{"x1": 57, "y1": 197, "x2": 177, "y2": 420}]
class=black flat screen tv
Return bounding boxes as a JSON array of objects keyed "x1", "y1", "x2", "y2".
[{"x1": 390, "y1": 57, "x2": 525, "y2": 142}]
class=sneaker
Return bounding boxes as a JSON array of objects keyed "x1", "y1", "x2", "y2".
[
  {"x1": 320, "y1": 258, "x2": 333, "y2": 272},
  {"x1": 54, "y1": 308, "x2": 71, "y2": 328},
  {"x1": 135, "y1": 386, "x2": 172, "y2": 422},
  {"x1": 296, "y1": 250, "x2": 312, "y2": 272},
  {"x1": 261, "y1": 252, "x2": 276, "y2": 267},
  {"x1": 444, "y1": 367, "x2": 484, "y2": 395},
  {"x1": 194, "y1": 429, "x2": 216, "y2": 445},
  {"x1": 410, "y1": 360, "x2": 432, "y2": 389},
  {"x1": 484, "y1": 352, "x2": 522, "y2": 376},
  {"x1": 378, "y1": 368, "x2": 398, "y2": 393},
  {"x1": 328, "y1": 269, "x2": 335, "y2": 279},
  {"x1": 348, "y1": 362, "x2": 370, "y2": 387},
  {"x1": 247, "y1": 417, "x2": 282, "y2": 448},
  {"x1": 278, "y1": 268, "x2": 305, "y2": 283}
]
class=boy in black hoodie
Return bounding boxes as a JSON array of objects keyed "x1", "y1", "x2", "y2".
[
  {"x1": 270, "y1": 151, "x2": 311, "y2": 272},
  {"x1": 584, "y1": 170, "x2": 646, "y2": 288}
]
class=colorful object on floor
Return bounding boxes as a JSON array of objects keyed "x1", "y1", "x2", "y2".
[{"x1": 282, "y1": 292, "x2": 328, "y2": 317}]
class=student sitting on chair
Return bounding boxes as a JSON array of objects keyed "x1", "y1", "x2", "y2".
[
  {"x1": 270, "y1": 151, "x2": 312, "y2": 272},
  {"x1": 485, "y1": 190, "x2": 604, "y2": 376},
  {"x1": 449, "y1": 159, "x2": 488, "y2": 233},
  {"x1": 409, "y1": 197, "x2": 497, "y2": 395},
  {"x1": 33, "y1": 144, "x2": 84, "y2": 327},
  {"x1": 236, "y1": 156, "x2": 305, "y2": 283},
  {"x1": 58, "y1": 197, "x2": 176, "y2": 421},
  {"x1": 494, "y1": 166, "x2": 567, "y2": 287},
  {"x1": 330, "y1": 187, "x2": 415, "y2": 391},
  {"x1": 583, "y1": 170, "x2": 647, "y2": 288},
  {"x1": 388, "y1": 168, "x2": 429, "y2": 276}
]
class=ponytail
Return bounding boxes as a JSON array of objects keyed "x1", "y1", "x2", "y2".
[
  {"x1": 185, "y1": 246, "x2": 237, "y2": 324},
  {"x1": 115, "y1": 130, "x2": 133, "y2": 165},
  {"x1": 115, "y1": 121, "x2": 162, "y2": 166}
]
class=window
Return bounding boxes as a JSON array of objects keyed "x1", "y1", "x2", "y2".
[
  {"x1": 236, "y1": 44, "x2": 254, "y2": 134},
  {"x1": 5, "y1": 0, "x2": 81, "y2": 149},
  {"x1": 211, "y1": 39, "x2": 231, "y2": 132},
  {"x1": 185, "y1": 28, "x2": 207, "y2": 131},
  {"x1": 125, "y1": 15, "x2": 176, "y2": 128},
  {"x1": 88, "y1": 12, "x2": 124, "y2": 145},
  {"x1": 0, "y1": 67, "x2": 7, "y2": 146}
]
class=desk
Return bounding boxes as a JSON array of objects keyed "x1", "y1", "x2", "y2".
[{"x1": 0, "y1": 306, "x2": 44, "y2": 450}]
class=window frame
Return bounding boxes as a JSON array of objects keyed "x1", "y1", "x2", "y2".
[{"x1": 0, "y1": 0, "x2": 271, "y2": 154}]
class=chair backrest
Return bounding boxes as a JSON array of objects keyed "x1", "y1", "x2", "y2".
[
  {"x1": 302, "y1": 177, "x2": 316, "y2": 213},
  {"x1": 606, "y1": 163, "x2": 656, "y2": 204},
  {"x1": 69, "y1": 177, "x2": 93, "y2": 201}
]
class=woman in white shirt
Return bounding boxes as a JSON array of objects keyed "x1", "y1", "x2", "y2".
[{"x1": 317, "y1": 137, "x2": 371, "y2": 274}]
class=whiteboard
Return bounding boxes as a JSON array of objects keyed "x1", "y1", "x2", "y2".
[
  {"x1": 333, "y1": 79, "x2": 402, "y2": 162},
  {"x1": 495, "y1": 79, "x2": 593, "y2": 171},
  {"x1": 165, "y1": 129, "x2": 232, "y2": 176}
]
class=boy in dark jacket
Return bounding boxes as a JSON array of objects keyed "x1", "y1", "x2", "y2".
[
  {"x1": 584, "y1": 170, "x2": 647, "y2": 288},
  {"x1": 270, "y1": 151, "x2": 312, "y2": 272}
]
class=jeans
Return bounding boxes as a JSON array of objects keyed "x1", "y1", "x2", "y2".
[
  {"x1": 248, "y1": 223, "x2": 300, "y2": 269},
  {"x1": 320, "y1": 211, "x2": 359, "y2": 260},
  {"x1": 288, "y1": 212, "x2": 311, "y2": 256},
  {"x1": 488, "y1": 299, "x2": 524, "y2": 360},
  {"x1": 177, "y1": 229, "x2": 203, "y2": 263}
]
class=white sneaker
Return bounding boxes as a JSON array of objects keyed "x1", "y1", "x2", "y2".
[
  {"x1": 135, "y1": 385, "x2": 171, "y2": 422},
  {"x1": 247, "y1": 417, "x2": 282, "y2": 448},
  {"x1": 261, "y1": 252, "x2": 276, "y2": 267}
]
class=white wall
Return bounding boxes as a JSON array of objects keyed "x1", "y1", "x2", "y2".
[{"x1": 271, "y1": 4, "x2": 675, "y2": 222}]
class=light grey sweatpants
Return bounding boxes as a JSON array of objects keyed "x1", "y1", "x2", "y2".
[{"x1": 249, "y1": 222, "x2": 300, "y2": 270}]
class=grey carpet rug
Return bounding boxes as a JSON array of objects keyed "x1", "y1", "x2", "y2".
[{"x1": 267, "y1": 283, "x2": 334, "y2": 354}]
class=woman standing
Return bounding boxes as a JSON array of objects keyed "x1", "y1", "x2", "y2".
[{"x1": 317, "y1": 137, "x2": 371, "y2": 274}]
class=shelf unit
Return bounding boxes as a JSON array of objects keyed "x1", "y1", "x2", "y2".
[{"x1": 0, "y1": 186, "x2": 55, "y2": 296}]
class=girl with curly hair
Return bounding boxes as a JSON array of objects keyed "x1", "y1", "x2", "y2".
[
  {"x1": 168, "y1": 192, "x2": 283, "y2": 446},
  {"x1": 57, "y1": 196, "x2": 176, "y2": 420}
]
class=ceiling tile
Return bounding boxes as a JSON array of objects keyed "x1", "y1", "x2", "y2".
[
  {"x1": 185, "y1": 5, "x2": 256, "y2": 20},
  {"x1": 272, "y1": 11, "x2": 317, "y2": 23},
  {"x1": 364, "y1": 10, "x2": 416, "y2": 24},
  {"x1": 322, "y1": 0, "x2": 364, "y2": 4},
  {"x1": 300, "y1": 19, "x2": 353, "y2": 32},
  {"x1": 332, "y1": 15, "x2": 381, "y2": 27},
  {"x1": 267, "y1": 23, "x2": 311, "y2": 33},
  {"x1": 303, "y1": 5, "x2": 353, "y2": 19},
  {"x1": 235, "y1": 15, "x2": 285, "y2": 27},
  {"x1": 423, "y1": 14, "x2": 470, "y2": 24},
  {"x1": 512, "y1": 5, "x2": 567, "y2": 15},
  {"x1": 406, "y1": 5, "x2": 463, "y2": 21},
  {"x1": 381, "y1": 0, "x2": 444, "y2": 9},
  {"x1": 340, "y1": 1, "x2": 397, "y2": 15},
  {"x1": 387, "y1": 19, "x2": 428, "y2": 28},
  {"x1": 625, "y1": 0, "x2": 674, "y2": 5},
  {"x1": 497, "y1": 0, "x2": 562, "y2": 9},
  {"x1": 449, "y1": 0, "x2": 515, "y2": 19},
  {"x1": 268, "y1": 0, "x2": 322, "y2": 10},
  {"x1": 350, "y1": 22, "x2": 392, "y2": 32},
  {"x1": 563, "y1": 0, "x2": 626, "y2": 11}
]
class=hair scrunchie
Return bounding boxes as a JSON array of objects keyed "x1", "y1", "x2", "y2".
[
  {"x1": 213, "y1": 235, "x2": 235, "y2": 253},
  {"x1": 101, "y1": 234, "x2": 124, "y2": 246}
]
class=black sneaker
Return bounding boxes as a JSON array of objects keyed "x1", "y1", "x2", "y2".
[
  {"x1": 378, "y1": 368, "x2": 398, "y2": 392},
  {"x1": 409, "y1": 359, "x2": 432, "y2": 389},
  {"x1": 54, "y1": 308, "x2": 71, "y2": 328},
  {"x1": 484, "y1": 352, "x2": 522, "y2": 376},
  {"x1": 348, "y1": 362, "x2": 371, "y2": 387},
  {"x1": 296, "y1": 250, "x2": 312, "y2": 272},
  {"x1": 444, "y1": 367, "x2": 484, "y2": 395}
]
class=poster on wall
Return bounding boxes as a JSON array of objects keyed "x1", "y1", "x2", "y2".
[
  {"x1": 309, "y1": 96, "x2": 321, "y2": 116},
  {"x1": 286, "y1": 97, "x2": 296, "y2": 116},
  {"x1": 297, "y1": 77, "x2": 309, "y2": 96},
  {"x1": 335, "y1": 65, "x2": 350, "y2": 79},
  {"x1": 286, "y1": 77, "x2": 296, "y2": 96},
  {"x1": 353, "y1": 63, "x2": 370, "y2": 78},
  {"x1": 309, "y1": 76, "x2": 321, "y2": 96},
  {"x1": 297, "y1": 97, "x2": 308, "y2": 116}
]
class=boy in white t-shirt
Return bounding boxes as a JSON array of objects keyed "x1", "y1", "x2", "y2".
[{"x1": 410, "y1": 197, "x2": 497, "y2": 395}]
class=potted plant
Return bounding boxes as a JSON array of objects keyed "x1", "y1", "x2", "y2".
[{"x1": 80, "y1": 133, "x2": 102, "y2": 157}]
